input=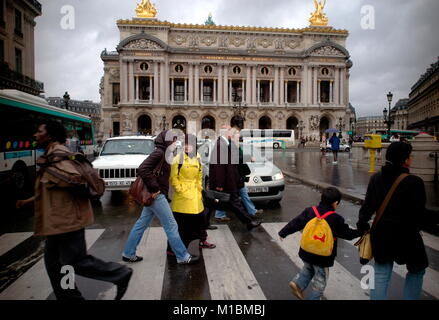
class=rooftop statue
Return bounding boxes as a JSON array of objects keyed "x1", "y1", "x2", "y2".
[
  {"x1": 136, "y1": 0, "x2": 157, "y2": 19},
  {"x1": 309, "y1": 0, "x2": 329, "y2": 26},
  {"x1": 205, "y1": 13, "x2": 215, "y2": 26}
]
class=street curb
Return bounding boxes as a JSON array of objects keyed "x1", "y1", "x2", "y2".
[{"x1": 282, "y1": 170, "x2": 366, "y2": 205}]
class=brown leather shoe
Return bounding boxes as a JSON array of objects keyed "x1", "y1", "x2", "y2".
[
  {"x1": 289, "y1": 281, "x2": 304, "y2": 300},
  {"x1": 215, "y1": 217, "x2": 231, "y2": 222}
]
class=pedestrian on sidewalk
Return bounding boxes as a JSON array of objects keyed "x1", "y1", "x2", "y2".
[
  {"x1": 16, "y1": 121, "x2": 133, "y2": 300},
  {"x1": 208, "y1": 117, "x2": 262, "y2": 231},
  {"x1": 122, "y1": 130, "x2": 200, "y2": 265},
  {"x1": 168, "y1": 134, "x2": 216, "y2": 252},
  {"x1": 329, "y1": 133, "x2": 340, "y2": 164},
  {"x1": 356, "y1": 142, "x2": 430, "y2": 300},
  {"x1": 278, "y1": 187, "x2": 363, "y2": 300}
]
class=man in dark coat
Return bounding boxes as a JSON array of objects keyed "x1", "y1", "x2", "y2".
[{"x1": 208, "y1": 118, "x2": 262, "y2": 230}]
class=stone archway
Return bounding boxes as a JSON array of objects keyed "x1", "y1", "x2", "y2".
[
  {"x1": 286, "y1": 116, "x2": 299, "y2": 139},
  {"x1": 259, "y1": 115, "x2": 272, "y2": 129},
  {"x1": 319, "y1": 116, "x2": 330, "y2": 140},
  {"x1": 172, "y1": 115, "x2": 187, "y2": 132},
  {"x1": 137, "y1": 115, "x2": 152, "y2": 135}
]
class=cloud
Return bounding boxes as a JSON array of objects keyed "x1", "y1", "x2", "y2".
[{"x1": 35, "y1": 0, "x2": 439, "y2": 118}]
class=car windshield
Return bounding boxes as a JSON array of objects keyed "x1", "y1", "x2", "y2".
[
  {"x1": 100, "y1": 139, "x2": 155, "y2": 156},
  {"x1": 241, "y1": 145, "x2": 265, "y2": 163}
]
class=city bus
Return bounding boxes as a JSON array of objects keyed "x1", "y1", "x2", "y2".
[
  {"x1": 240, "y1": 129, "x2": 295, "y2": 149},
  {"x1": 0, "y1": 89, "x2": 95, "y2": 205},
  {"x1": 370, "y1": 129, "x2": 420, "y2": 141}
]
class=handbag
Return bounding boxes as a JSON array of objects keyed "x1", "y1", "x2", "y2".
[
  {"x1": 128, "y1": 157, "x2": 165, "y2": 206},
  {"x1": 354, "y1": 173, "x2": 409, "y2": 263},
  {"x1": 203, "y1": 189, "x2": 231, "y2": 211}
]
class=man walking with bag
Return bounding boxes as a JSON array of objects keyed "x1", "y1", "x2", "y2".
[{"x1": 16, "y1": 121, "x2": 133, "y2": 300}]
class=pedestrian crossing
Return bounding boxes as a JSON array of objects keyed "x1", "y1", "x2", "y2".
[{"x1": 0, "y1": 225, "x2": 438, "y2": 300}]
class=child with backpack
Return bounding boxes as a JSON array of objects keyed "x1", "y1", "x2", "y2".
[{"x1": 278, "y1": 187, "x2": 363, "y2": 300}]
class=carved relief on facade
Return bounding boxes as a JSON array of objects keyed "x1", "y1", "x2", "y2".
[
  {"x1": 219, "y1": 37, "x2": 228, "y2": 48},
  {"x1": 188, "y1": 36, "x2": 200, "y2": 48},
  {"x1": 122, "y1": 112, "x2": 132, "y2": 131},
  {"x1": 201, "y1": 36, "x2": 217, "y2": 47},
  {"x1": 276, "y1": 111, "x2": 285, "y2": 120},
  {"x1": 311, "y1": 46, "x2": 344, "y2": 57},
  {"x1": 247, "y1": 111, "x2": 257, "y2": 120},
  {"x1": 309, "y1": 115, "x2": 321, "y2": 130},
  {"x1": 219, "y1": 111, "x2": 229, "y2": 119},
  {"x1": 190, "y1": 111, "x2": 199, "y2": 119},
  {"x1": 230, "y1": 37, "x2": 245, "y2": 47},
  {"x1": 258, "y1": 38, "x2": 273, "y2": 49},
  {"x1": 275, "y1": 39, "x2": 284, "y2": 50},
  {"x1": 124, "y1": 39, "x2": 163, "y2": 50},
  {"x1": 109, "y1": 68, "x2": 120, "y2": 82},
  {"x1": 287, "y1": 39, "x2": 300, "y2": 49},
  {"x1": 172, "y1": 34, "x2": 187, "y2": 45}
]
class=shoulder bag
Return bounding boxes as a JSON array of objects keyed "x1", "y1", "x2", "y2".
[{"x1": 129, "y1": 157, "x2": 165, "y2": 206}]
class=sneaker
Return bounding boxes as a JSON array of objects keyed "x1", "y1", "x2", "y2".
[
  {"x1": 215, "y1": 217, "x2": 231, "y2": 222},
  {"x1": 200, "y1": 240, "x2": 216, "y2": 249},
  {"x1": 247, "y1": 219, "x2": 262, "y2": 231},
  {"x1": 122, "y1": 255, "x2": 143, "y2": 263},
  {"x1": 289, "y1": 281, "x2": 304, "y2": 300},
  {"x1": 178, "y1": 254, "x2": 200, "y2": 265},
  {"x1": 115, "y1": 268, "x2": 133, "y2": 300},
  {"x1": 206, "y1": 225, "x2": 218, "y2": 230}
]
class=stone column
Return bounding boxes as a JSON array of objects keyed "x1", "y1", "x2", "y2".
[
  {"x1": 246, "y1": 65, "x2": 251, "y2": 104},
  {"x1": 165, "y1": 60, "x2": 170, "y2": 104},
  {"x1": 171, "y1": 78, "x2": 174, "y2": 103},
  {"x1": 301, "y1": 65, "x2": 308, "y2": 105},
  {"x1": 252, "y1": 66, "x2": 257, "y2": 105},
  {"x1": 340, "y1": 68, "x2": 345, "y2": 106},
  {"x1": 308, "y1": 66, "x2": 313, "y2": 105},
  {"x1": 184, "y1": 78, "x2": 187, "y2": 103},
  {"x1": 213, "y1": 79, "x2": 217, "y2": 103},
  {"x1": 160, "y1": 62, "x2": 165, "y2": 103},
  {"x1": 120, "y1": 60, "x2": 128, "y2": 103},
  {"x1": 129, "y1": 61, "x2": 134, "y2": 102},
  {"x1": 329, "y1": 80, "x2": 333, "y2": 104},
  {"x1": 229, "y1": 79, "x2": 232, "y2": 102},
  {"x1": 194, "y1": 64, "x2": 199, "y2": 104},
  {"x1": 317, "y1": 80, "x2": 321, "y2": 104},
  {"x1": 200, "y1": 78, "x2": 204, "y2": 103},
  {"x1": 224, "y1": 66, "x2": 229, "y2": 104},
  {"x1": 269, "y1": 80, "x2": 273, "y2": 104},
  {"x1": 154, "y1": 62, "x2": 159, "y2": 104},
  {"x1": 313, "y1": 67, "x2": 318, "y2": 105},
  {"x1": 279, "y1": 67, "x2": 285, "y2": 105},
  {"x1": 242, "y1": 79, "x2": 245, "y2": 103},
  {"x1": 218, "y1": 65, "x2": 223, "y2": 104},
  {"x1": 296, "y1": 81, "x2": 300, "y2": 104},
  {"x1": 274, "y1": 67, "x2": 279, "y2": 105},
  {"x1": 135, "y1": 76, "x2": 139, "y2": 101},
  {"x1": 257, "y1": 80, "x2": 260, "y2": 104},
  {"x1": 188, "y1": 64, "x2": 194, "y2": 104},
  {"x1": 149, "y1": 76, "x2": 153, "y2": 103},
  {"x1": 334, "y1": 67, "x2": 340, "y2": 105},
  {"x1": 284, "y1": 81, "x2": 288, "y2": 104}
]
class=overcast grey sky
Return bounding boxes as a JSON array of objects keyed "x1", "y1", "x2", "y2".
[{"x1": 35, "y1": 0, "x2": 439, "y2": 117}]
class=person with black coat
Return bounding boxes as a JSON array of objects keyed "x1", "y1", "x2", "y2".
[
  {"x1": 278, "y1": 187, "x2": 362, "y2": 300},
  {"x1": 356, "y1": 141, "x2": 431, "y2": 300},
  {"x1": 122, "y1": 130, "x2": 200, "y2": 265},
  {"x1": 208, "y1": 117, "x2": 262, "y2": 231}
]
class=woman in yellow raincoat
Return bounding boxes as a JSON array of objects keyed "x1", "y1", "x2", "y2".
[{"x1": 168, "y1": 134, "x2": 216, "y2": 253}]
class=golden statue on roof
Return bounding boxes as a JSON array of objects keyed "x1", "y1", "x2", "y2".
[
  {"x1": 309, "y1": 0, "x2": 329, "y2": 26},
  {"x1": 136, "y1": 0, "x2": 157, "y2": 19}
]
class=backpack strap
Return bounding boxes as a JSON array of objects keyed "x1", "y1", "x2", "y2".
[{"x1": 312, "y1": 206, "x2": 336, "y2": 219}]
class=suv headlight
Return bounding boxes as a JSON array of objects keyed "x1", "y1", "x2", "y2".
[{"x1": 272, "y1": 172, "x2": 284, "y2": 181}]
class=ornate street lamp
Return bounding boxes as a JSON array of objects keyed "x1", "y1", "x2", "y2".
[
  {"x1": 162, "y1": 116, "x2": 166, "y2": 131},
  {"x1": 383, "y1": 91, "x2": 394, "y2": 140},
  {"x1": 63, "y1": 91, "x2": 70, "y2": 110}
]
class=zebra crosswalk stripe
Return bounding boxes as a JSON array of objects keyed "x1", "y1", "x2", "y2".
[
  {"x1": 203, "y1": 225, "x2": 266, "y2": 300},
  {"x1": 262, "y1": 223, "x2": 370, "y2": 300},
  {"x1": 0, "y1": 232, "x2": 33, "y2": 256},
  {"x1": 0, "y1": 229, "x2": 105, "y2": 300}
]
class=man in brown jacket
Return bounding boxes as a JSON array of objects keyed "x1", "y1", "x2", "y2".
[{"x1": 16, "y1": 121, "x2": 132, "y2": 300}]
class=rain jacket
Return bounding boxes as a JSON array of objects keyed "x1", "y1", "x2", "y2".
[
  {"x1": 329, "y1": 135, "x2": 340, "y2": 151},
  {"x1": 170, "y1": 152, "x2": 204, "y2": 214},
  {"x1": 34, "y1": 142, "x2": 94, "y2": 236}
]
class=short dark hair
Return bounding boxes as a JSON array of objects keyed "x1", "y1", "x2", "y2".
[
  {"x1": 42, "y1": 121, "x2": 67, "y2": 144},
  {"x1": 321, "y1": 187, "x2": 342, "y2": 206},
  {"x1": 230, "y1": 115, "x2": 244, "y2": 130}
]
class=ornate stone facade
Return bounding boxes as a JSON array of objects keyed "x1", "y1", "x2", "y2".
[{"x1": 99, "y1": 13, "x2": 353, "y2": 141}]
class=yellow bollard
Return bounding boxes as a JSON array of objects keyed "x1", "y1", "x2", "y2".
[{"x1": 368, "y1": 149, "x2": 376, "y2": 173}]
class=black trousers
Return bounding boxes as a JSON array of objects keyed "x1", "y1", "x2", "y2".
[
  {"x1": 167, "y1": 212, "x2": 206, "y2": 251},
  {"x1": 227, "y1": 192, "x2": 253, "y2": 225},
  {"x1": 44, "y1": 228, "x2": 131, "y2": 300}
]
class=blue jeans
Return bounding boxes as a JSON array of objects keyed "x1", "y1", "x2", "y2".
[
  {"x1": 370, "y1": 262, "x2": 425, "y2": 300},
  {"x1": 215, "y1": 187, "x2": 256, "y2": 218},
  {"x1": 122, "y1": 194, "x2": 190, "y2": 263},
  {"x1": 293, "y1": 262, "x2": 329, "y2": 300}
]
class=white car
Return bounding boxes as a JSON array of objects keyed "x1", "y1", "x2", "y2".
[
  {"x1": 199, "y1": 140, "x2": 285, "y2": 204},
  {"x1": 92, "y1": 136, "x2": 155, "y2": 191},
  {"x1": 323, "y1": 142, "x2": 351, "y2": 152}
]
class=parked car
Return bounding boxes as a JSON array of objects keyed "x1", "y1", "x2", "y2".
[
  {"x1": 198, "y1": 140, "x2": 285, "y2": 204},
  {"x1": 321, "y1": 142, "x2": 351, "y2": 152},
  {"x1": 92, "y1": 136, "x2": 155, "y2": 191}
]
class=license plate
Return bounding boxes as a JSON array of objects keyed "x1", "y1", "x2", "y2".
[
  {"x1": 248, "y1": 187, "x2": 269, "y2": 193},
  {"x1": 106, "y1": 180, "x2": 132, "y2": 186}
]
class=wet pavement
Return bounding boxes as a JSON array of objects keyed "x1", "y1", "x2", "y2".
[
  {"x1": 272, "y1": 148, "x2": 439, "y2": 209},
  {"x1": 0, "y1": 149, "x2": 438, "y2": 300}
]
